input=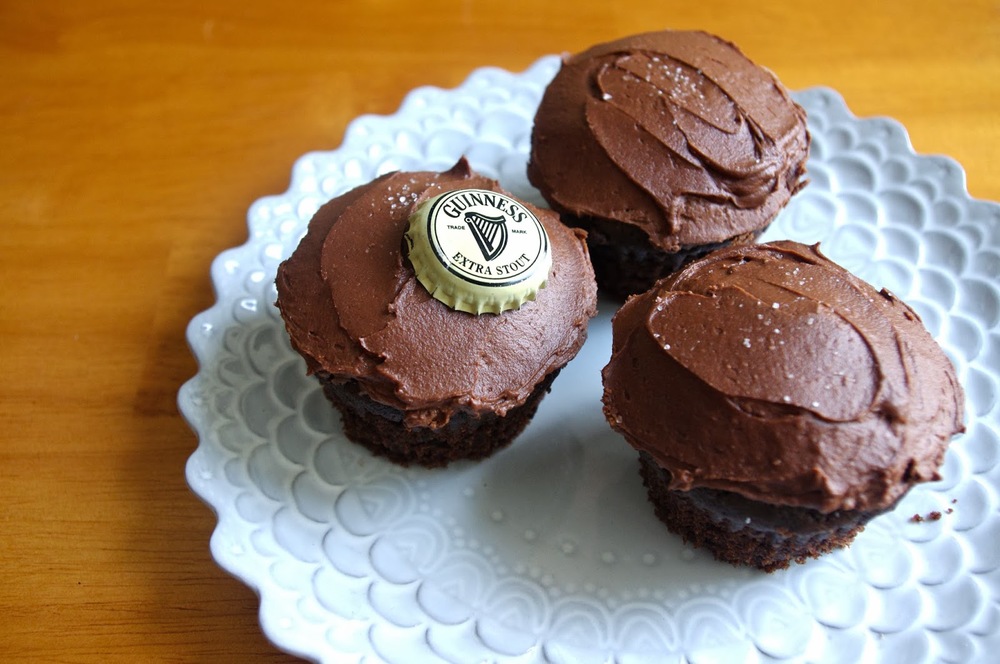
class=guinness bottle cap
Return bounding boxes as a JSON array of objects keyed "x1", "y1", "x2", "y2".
[{"x1": 405, "y1": 188, "x2": 551, "y2": 314}]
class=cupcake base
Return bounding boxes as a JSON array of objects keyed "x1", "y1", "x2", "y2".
[
  {"x1": 578, "y1": 217, "x2": 765, "y2": 300},
  {"x1": 317, "y1": 370, "x2": 560, "y2": 468},
  {"x1": 638, "y1": 453, "x2": 881, "y2": 572}
]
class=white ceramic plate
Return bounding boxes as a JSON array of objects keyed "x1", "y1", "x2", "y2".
[{"x1": 180, "y1": 56, "x2": 1000, "y2": 663}]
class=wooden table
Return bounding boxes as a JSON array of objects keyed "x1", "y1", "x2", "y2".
[{"x1": 3, "y1": 1, "x2": 997, "y2": 660}]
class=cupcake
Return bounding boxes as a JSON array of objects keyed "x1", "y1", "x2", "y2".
[
  {"x1": 602, "y1": 241, "x2": 965, "y2": 571},
  {"x1": 275, "y1": 159, "x2": 598, "y2": 467},
  {"x1": 528, "y1": 30, "x2": 810, "y2": 299}
]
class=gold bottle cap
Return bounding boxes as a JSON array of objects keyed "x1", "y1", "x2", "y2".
[{"x1": 405, "y1": 188, "x2": 552, "y2": 314}]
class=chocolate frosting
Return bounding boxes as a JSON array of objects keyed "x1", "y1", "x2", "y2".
[
  {"x1": 276, "y1": 160, "x2": 597, "y2": 429},
  {"x1": 529, "y1": 30, "x2": 810, "y2": 252},
  {"x1": 602, "y1": 241, "x2": 964, "y2": 513}
]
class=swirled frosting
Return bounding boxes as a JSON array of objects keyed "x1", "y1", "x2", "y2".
[
  {"x1": 602, "y1": 241, "x2": 964, "y2": 513},
  {"x1": 528, "y1": 30, "x2": 810, "y2": 252},
  {"x1": 276, "y1": 160, "x2": 597, "y2": 429}
]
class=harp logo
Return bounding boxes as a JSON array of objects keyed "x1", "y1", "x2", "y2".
[
  {"x1": 464, "y1": 210, "x2": 508, "y2": 262},
  {"x1": 406, "y1": 187, "x2": 552, "y2": 314}
]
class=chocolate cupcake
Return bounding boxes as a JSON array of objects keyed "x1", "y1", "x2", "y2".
[
  {"x1": 602, "y1": 241, "x2": 964, "y2": 571},
  {"x1": 276, "y1": 159, "x2": 597, "y2": 467},
  {"x1": 528, "y1": 30, "x2": 810, "y2": 299}
]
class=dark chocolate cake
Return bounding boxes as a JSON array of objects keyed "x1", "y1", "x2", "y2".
[
  {"x1": 276, "y1": 160, "x2": 597, "y2": 467},
  {"x1": 602, "y1": 241, "x2": 965, "y2": 570},
  {"x1": 528, "y1": 30, "x2": 810, "y2": 298}
]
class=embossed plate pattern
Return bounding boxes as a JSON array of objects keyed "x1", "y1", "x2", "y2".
[{"x1": 180, "y1": 56, "x2": 1000, "y2": 663}]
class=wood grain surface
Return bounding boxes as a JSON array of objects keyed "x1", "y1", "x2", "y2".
[{"x1": 2, "y1": 1, "x2": 997, "y2": 661}]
